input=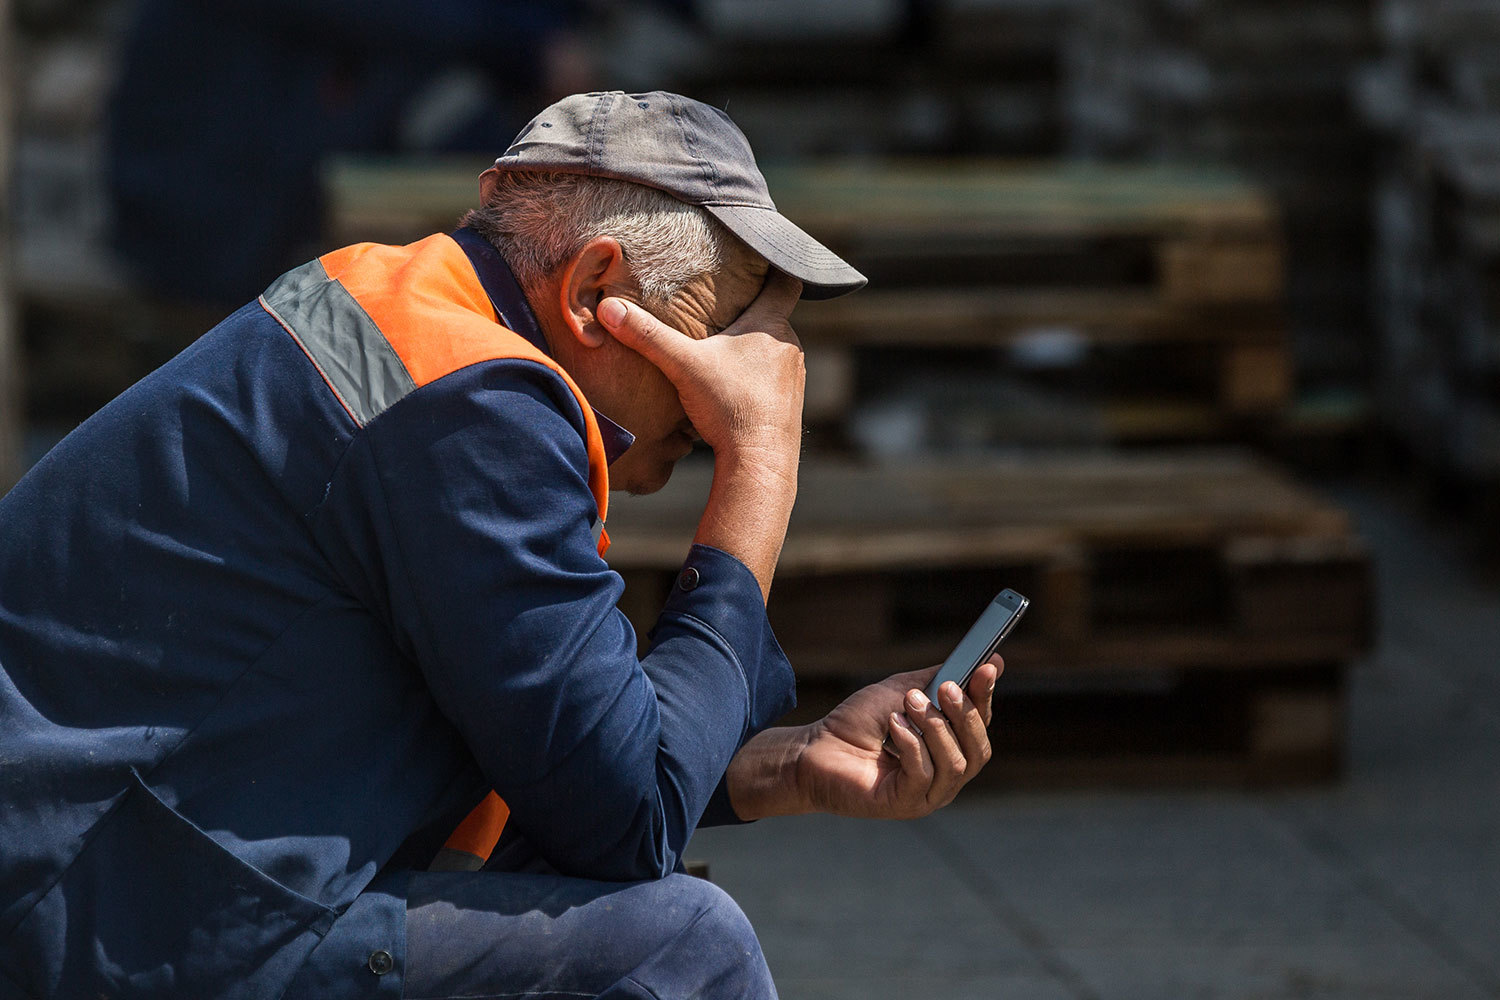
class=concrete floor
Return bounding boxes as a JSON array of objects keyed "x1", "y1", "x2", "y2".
[{"x1": 691, "y1": 486, "x2": 1500, "y2": 1000}]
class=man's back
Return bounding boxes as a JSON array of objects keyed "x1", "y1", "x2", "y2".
[{"x1": 0, "y1": 291, "x2": 489, "y2": 995}]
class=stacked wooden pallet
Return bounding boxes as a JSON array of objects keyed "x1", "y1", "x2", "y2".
[
  {"x1": 769, "y1": 160, "x2": 1290, "y2": 447},
  {"x1": 1360, "y1": 1, "x2": 1500, "y2": 538},
  {"x1": 1065, "y1": 0, "x2": 1379, "y2": 429},
  {"x1": 608, "y1": 453, "x2": 1373, "y2": 785},
  {"x1": 326, "y1": 157, "x2": 1292, "y2": 449}
]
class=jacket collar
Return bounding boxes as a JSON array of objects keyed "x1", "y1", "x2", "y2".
[{"x1": 450, "y1": 227, "x2": 636, "y2": 465}]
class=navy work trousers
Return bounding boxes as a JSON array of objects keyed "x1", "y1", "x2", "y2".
[
  {"x1": 284, "y1": 865, "x2": 778, "y2": 1000},
  {"x1": 280, "y1": 821, "x2": 780, "y2": 1000},
  {"x1": 401, "y1": 870, "x2": 777, "y2": 999}
]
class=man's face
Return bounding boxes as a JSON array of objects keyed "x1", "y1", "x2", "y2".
[{"x1": 600, "y1": 246, "x2": 771, "y2": 495}]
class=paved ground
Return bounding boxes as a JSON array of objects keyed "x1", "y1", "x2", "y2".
[{"x1": 691, "y1": 485, "x2": 1500, "y2": 1000}]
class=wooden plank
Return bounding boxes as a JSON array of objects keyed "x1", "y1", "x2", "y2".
[
  {"x1": 322, "y1": 157, "x2": 1282, "y2": 254},
  {"x1": 607, "y1": 453, "x2": 1356, "y2": 562},
  {"x1": 793, "y1": 288, "x2": 1284, "y2": 346},
  {"x1": 1225, "y1": 534, "x2": 1375, "y2": 643},
  {"x1": 760, "y1": 161, "x2": 1280, "y2": 242},
  {"x1": 1157, "y1": 238, "x2": 1285, "y2": 304}
]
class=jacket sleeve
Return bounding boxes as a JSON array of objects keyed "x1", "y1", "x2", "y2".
[{"x1": 310, "y1": 360, "x2": 794, "y2": 881}]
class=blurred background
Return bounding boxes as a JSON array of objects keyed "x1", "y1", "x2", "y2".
[{"x1": 2, "y1": 0, "x2": 1498, "y2": 996}]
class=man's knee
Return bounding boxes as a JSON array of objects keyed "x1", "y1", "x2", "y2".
[
  {"x1": 649, "y1": 874, "x2": 775, "y2": 998},
  {"x1": 665, "y1": 873, "x2": 755, "y2": 942}
]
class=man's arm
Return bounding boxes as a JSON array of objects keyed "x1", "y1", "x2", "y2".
[
  {"x1": 599, "y1": 275, "x2": 1001, "y2": 824},
  {"x1": 310, "y1": 363, "x2": 793, "y2": 882}
]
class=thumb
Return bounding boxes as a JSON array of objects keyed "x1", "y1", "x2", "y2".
[{"x1": 597, "y1": 297, "x2": 694, "y2": 377}]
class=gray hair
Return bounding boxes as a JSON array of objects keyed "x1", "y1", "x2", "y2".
[{"x1": 462, "y1": 171, "x2": 736, "y2": 309}]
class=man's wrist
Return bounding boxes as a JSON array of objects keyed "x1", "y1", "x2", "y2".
[
  {"x1": 712, "y1": 437, "x2": 800, "y2": 490},
  {"x1": 724, "y1": 725, "x2": 814, "y2": 821},
  {"x1": 692, "y1": 442, "x2": 799, "y2": 602}
]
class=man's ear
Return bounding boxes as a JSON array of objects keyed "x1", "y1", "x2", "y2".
[
  {"x1": 557, "y1": 236, "x2": 637, "y2": 349},
  {"x1": 478, "y1": 166, "x2": 501, "y2": 206}
]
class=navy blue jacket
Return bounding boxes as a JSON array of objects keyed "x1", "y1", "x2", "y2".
[{"x1": 0, "y1": 234, "x2": 795, "y2": 998}]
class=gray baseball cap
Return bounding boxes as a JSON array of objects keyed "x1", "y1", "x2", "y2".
[{"x1": 489, "y1": 91, "x2": 867, "y2": 300}]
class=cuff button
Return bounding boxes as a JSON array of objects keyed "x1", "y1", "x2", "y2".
[
  {"x1": 677, "y1": 566, "x2": 700, "y2": 592},
  {"x1": 368, "y1": 950, "x2": 394, "y2": 976}
]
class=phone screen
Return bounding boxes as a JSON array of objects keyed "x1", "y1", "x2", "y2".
[
  {"x1": 922, "y1": 589, "x2": 1029, "y2": 702},
  {"x1": 884, "y1": 588, "x2": 1029, "y2": 756}
]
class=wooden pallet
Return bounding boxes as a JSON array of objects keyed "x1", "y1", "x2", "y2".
[
  {"x1": 606, "y1": 452, "x2": 1372, "y2": 784},
  {"x1": 762, "y1": 161, "x2": 1284, "y2": 305},
  {"x1": 764, "y1": 160, "x2": 1291, "y2": 437}
]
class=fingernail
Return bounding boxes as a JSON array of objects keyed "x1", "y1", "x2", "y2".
[
  {"x1": 906, "y1": 689, "x2": 929, "y2": 712},
  {"x1": 943, "y1": 681, "x2": 963, "y2": 702},
  {"x1": 892, "y1": 712, "x2": 913, "y2": 732},
  {"x1": 598, "y1": 298, "x2": 626, "y2": 326}
]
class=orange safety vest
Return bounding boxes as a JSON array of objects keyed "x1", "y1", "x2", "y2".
[{"x1": 261, "y1": 232, "x2": 612, "y2": 867}]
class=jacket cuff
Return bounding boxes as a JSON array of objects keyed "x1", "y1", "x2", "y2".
[
  {"x1": 650, "y1": 543, "x2": 796, "y2": 738},
  {"x1": 697, "y1": 772, "x2": 747, "y2": 827}
]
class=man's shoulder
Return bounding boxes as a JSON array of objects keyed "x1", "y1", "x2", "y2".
[{"x1": 262, "y1": 237, "x2": 580, "y2": 431}]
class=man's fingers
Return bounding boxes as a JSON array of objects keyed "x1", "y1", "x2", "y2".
[
  {"x1": 754, "y1": 269, "x2": 803, "y2": 316},
  {"x1": 887, "y1": 711, "x2": 931, "y2": 787},
  {"x1": 967, "y1": 656, "x2": 1002, "y2": 728},
  {"x1": 597, "y1": 297, "x2": 694, "y2": 377},
  {"x1": 728, "y1": 270, "x2": 802, "y2": 337},
  {"x1": 905, "y1": 688, "x2": 967, "y2": 803},
  {"x1": 939, "y1": 679, "x2": 993, "y2": 776}
]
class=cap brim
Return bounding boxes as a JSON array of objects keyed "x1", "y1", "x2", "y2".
[{"x1": 704, "y1": 204, "x2": 867, "y2": 300}]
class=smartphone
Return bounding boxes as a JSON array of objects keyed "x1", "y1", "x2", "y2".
[{"x1": 884, "y1": 588, "x2": 1029, "y2": 755}]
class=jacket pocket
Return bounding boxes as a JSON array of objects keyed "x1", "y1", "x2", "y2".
[{"x1": 6, "y1": 769, "x2": 336, "y2": 1000}]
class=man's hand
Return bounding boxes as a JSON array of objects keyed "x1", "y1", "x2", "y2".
[
  {"x1": 597, "y1": 273, "x2": 805, "y2": 601},
  {"x1": 726, "y1": 657, "x2": 1002, "y2": 821},
  {"x1": 597, "y1": 271, "x2": 805, "y2": 466}
]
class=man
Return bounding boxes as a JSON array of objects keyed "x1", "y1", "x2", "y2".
[{"x1": 0, "y1": 92, "x2": 999, "y2": 1000}]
